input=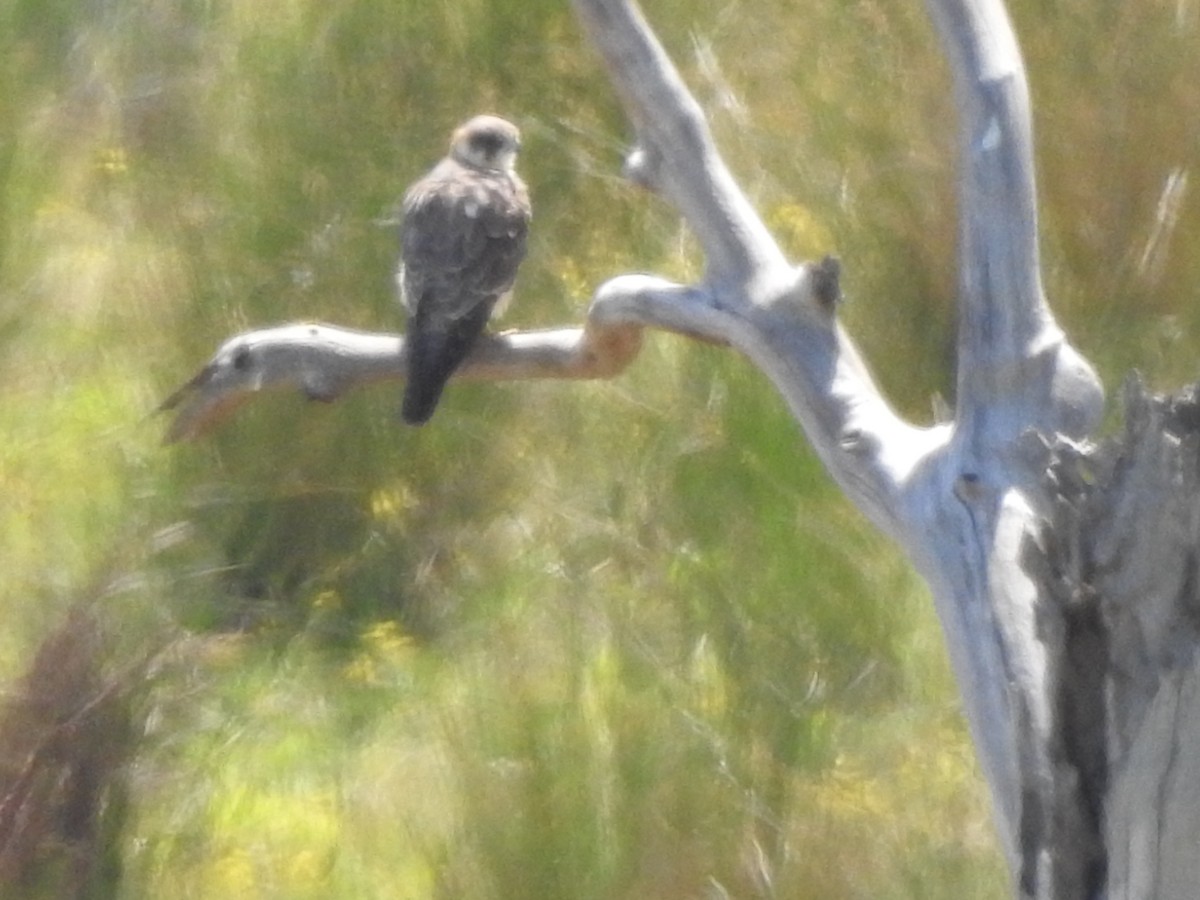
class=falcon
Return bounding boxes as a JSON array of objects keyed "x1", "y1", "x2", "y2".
[{"x1": 397, "y1": 114, "x2": 531, "y2": 425}]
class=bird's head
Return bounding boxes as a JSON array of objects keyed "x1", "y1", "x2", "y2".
[{"x1": 450, "y1": 115, "x2": 522, "y2": 173}]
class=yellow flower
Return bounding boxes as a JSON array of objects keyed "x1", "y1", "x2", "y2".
[
  {"x1": 369, "y1": 485, "x2": 416, "y2": 522},
  {"x1": 96, "y1": 146, "x2": 129, "y2": 175},
  {"x1": 311, "y1": 590, "x2": 343, "y2": 611},
  {"x1": 767, "y1": 202, "x2": 833, "y2": 257},
  {"x1": 211, "y1": 847, "x2": 256, "y2": 895},
  {"x1": 342, "y1": 655, "x2": 378, "y2": 685},
  {"x1": 362, "y1": 620, "x2": 414, "y2": 659}
]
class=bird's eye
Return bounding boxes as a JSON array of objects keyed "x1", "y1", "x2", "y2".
[{"x1": 472, "y1": 132, "x2": 505, "y2": 156}]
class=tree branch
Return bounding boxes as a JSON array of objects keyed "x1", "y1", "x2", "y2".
[
  {"x1": 565, "y1": 0, "x2": 952, "y2": 542},
  {"x1": 925, "y1": 0, "x2": 1104, "y2": 446},
  {"x1": 157, "y1": 317, "x2": 636, "y2": 444},
  {"x1": 568, "y1": 0, "x2": 786, "y2": 284},
  {"x1": 916, "y1": 3, "x2": 1111, "y2": 893}
]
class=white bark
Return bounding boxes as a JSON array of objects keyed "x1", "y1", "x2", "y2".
[{"x1": 159, "y1": 2, "x2": 1198, "y2": 897}]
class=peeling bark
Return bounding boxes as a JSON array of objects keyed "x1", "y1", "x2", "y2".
[{"x1": 1034, "y1": 379, "x2": 1200, "y2": 900}]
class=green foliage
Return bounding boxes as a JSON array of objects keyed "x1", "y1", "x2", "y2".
[{"x1": 3, "y1": 0, "x2": 1196, "y2": 896}]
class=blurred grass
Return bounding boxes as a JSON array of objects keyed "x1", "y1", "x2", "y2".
[{"x1": 2, "y1": 0, "x2": 1196, "y2": 896}]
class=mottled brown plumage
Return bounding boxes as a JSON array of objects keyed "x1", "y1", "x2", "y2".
[{"x1": 397, "y1": 115, "x2": 531, "y2": 425}]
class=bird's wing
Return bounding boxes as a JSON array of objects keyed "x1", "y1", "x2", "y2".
[{"x1": 399, "y1": 159, "x2": 530, "y2": 322}]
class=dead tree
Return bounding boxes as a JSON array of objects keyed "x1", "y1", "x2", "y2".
[{"x1": 160, "y1": 1, "x2": 1200, "y2": 897}]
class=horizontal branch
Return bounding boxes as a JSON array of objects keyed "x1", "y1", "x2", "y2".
[
  {"x1": 157, "y1": 276, "x2": 741, "y2": 443},
  {"x1": 157, "y1": 326, "x2": 615, "y2": 444}
]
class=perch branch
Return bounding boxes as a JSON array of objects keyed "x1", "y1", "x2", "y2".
[
  {"x1": 158, "y1": 276, "x2": 744, "y2": 443},
  {"x1": 159, "y1": 327, "x2": 625, "y2": 445}
]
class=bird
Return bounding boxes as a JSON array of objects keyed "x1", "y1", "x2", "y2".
[{"x1": 396, "y1": 114, "x2": 532, "y2": 425}]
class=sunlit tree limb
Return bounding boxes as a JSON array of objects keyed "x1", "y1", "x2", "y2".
[
  {"x1": 157, "y1": 319, "x2": 636, "y2": 445},
  {"x1": 925, "y1": 0, "x2": 1104, "y2": 446},
  {"x1": 569, "y1": 0, "x2": 786, "y2": 282},
  {"x1": 159, "y1": 275, "x2": 749, "y2": 444}
]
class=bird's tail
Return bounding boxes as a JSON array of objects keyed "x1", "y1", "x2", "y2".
[
  {"x1": 401, "y1": 301, "x2": 493, "y2": 425},
  {"x1": 401, "y1": 329, "x2": 456, "y2": 425}
]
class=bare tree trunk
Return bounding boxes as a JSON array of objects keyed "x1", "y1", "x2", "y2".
[
  {"x1": 1039, "y1": 378, "x2": 1200, "y2": 900},
  {"x1": 160, "y1": 1, "x2": 1198, "y2": 897}
]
